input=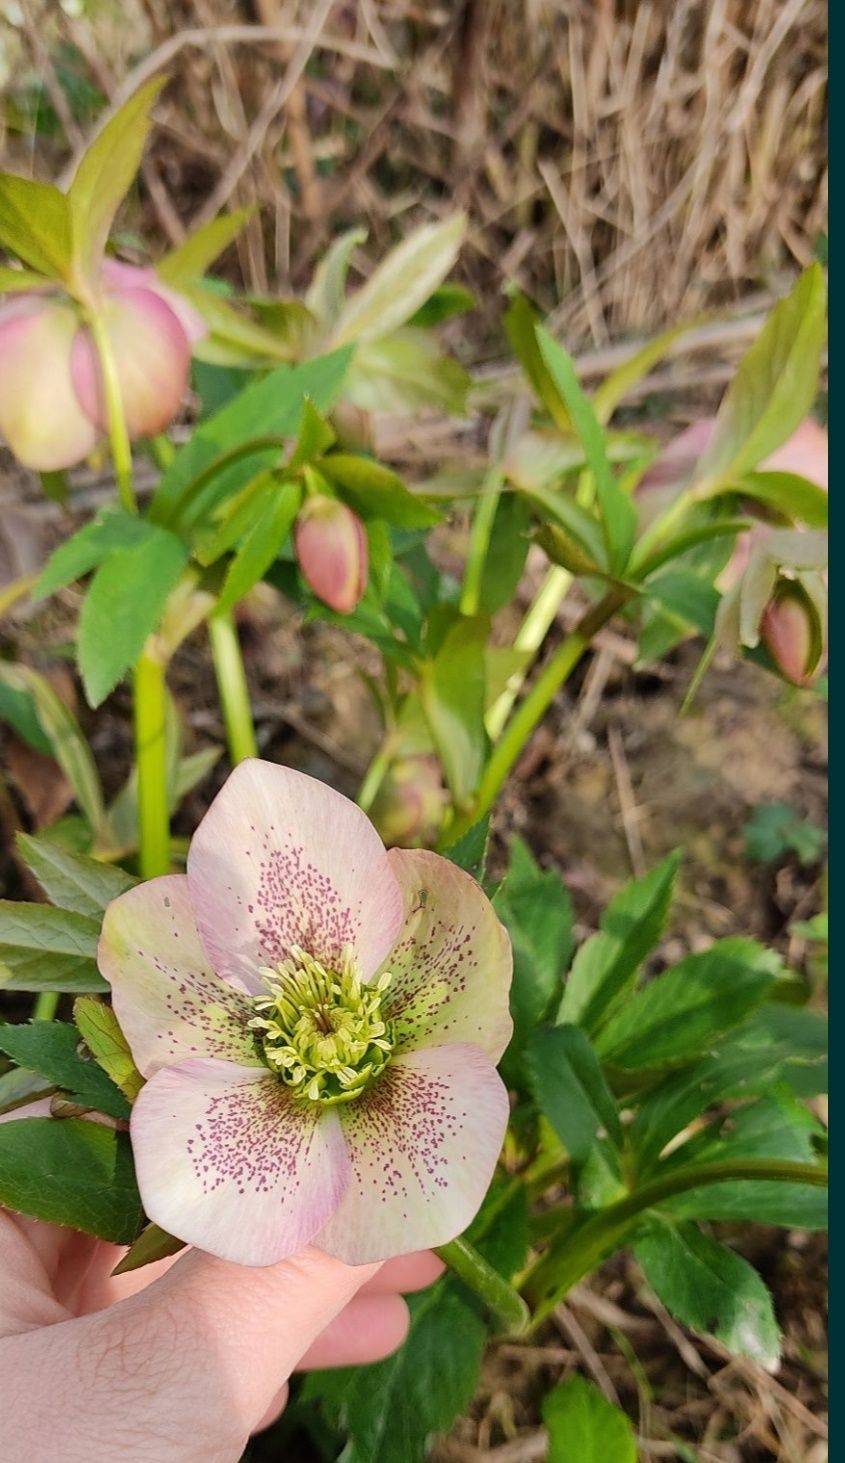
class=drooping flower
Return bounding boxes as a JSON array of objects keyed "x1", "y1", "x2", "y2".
[
  {"x1": 294, "y1": 494, "x2": 369, "y2": 614},
  {"x1": 99, "y1": 760, "x2": 512, "y2": 1267},
  {"x1": 0, "y1": 261, "x2": 204, "y2": 471}
]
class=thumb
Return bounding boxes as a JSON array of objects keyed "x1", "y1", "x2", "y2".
[{"x1": 131, "y1": 1244, "x2": 381, "y2": 1424}]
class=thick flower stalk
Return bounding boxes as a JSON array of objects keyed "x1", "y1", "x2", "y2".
[
  {"x1": 0, "y1": 260, "x2": 204, "y2": 471},
  {"x1": 99, "y1": 759, "x2": 512, "y2": 1266}
]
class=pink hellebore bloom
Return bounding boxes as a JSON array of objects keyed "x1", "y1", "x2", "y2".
[
  {"x1": 295, "y1": 495, "x2": 369, "y2": 614},
  {"x1": 0, "y1": 261, "x2": 204, "y2": 472},
  {"x1": 99, "y1": 760, "x2": 512, "y2": 1267},
  {"x1": 760, "y1": 582, "x2": 824, "y2": 687}
]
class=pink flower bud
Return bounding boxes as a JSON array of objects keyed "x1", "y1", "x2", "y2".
[
  {"x1": 294, "y1": 495, "x2": 368, "y2": 614},
  {"x1": 760, "y1": 581, "x2": 825, "y2": 687},
  {"x1": 371, "y1": 755, "x2": 449, "y2": 848}
]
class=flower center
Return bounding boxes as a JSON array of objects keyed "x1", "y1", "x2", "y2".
[{"x1": 248, "y1": 946, "x2": 394, "y2": 1105}]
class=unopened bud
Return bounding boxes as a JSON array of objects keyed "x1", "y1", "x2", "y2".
[
  {"x1": 760, "y1": 579, "x2": 825, "y2": 687},
  {"x1": 294, "y1": 495, "x2": 368, "y2": 614},
  {"x1": 371, "y1": 756, "x2": 449, "y2": 848}
]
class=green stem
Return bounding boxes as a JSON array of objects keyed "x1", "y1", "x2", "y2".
[
  {"x1": 460, "y1": 474, "x2": 504, "y2": 616},
  {"x1": 357, "y1": 739, "x2": 393, "y2": 813},
  {"x1": 134, "y1": 650, "x2": 171, "y2": 880},
  {"x1": 208, "y1": 611, "x2": 259, "y2": 764},
  {"x1": 522, "y1": 1158, "x2": 827, "y2": 1324},
  {"x1": 447, "y1": 588, "x2": 627, "y2": 843},
  {"x1": 436, "y1": 1235, "x2": 530, "y2": 1334},
  {"x1": 89, "y1": 311, "x2": 136, "y2": 515},
  {"x1": 486, "y1": 564, "x2": 573, "y2": 738},
  {"x1": 33, "y1": 992, "x2": 60, "y2": 1021}
]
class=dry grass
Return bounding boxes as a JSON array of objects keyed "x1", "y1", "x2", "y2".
[{"x1": 0, "y1": 0, "x2": 827, "y2": 350}]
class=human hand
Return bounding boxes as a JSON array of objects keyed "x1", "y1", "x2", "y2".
[{"x1": 0, "y1": 1209, "x2": 442, "y2": 1463}]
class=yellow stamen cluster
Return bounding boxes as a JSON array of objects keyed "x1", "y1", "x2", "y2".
[{"x1": 249, "y1": 945, "x2": 393, "y2": 1105}]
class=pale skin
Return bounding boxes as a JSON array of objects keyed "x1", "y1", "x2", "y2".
[{"x1": 0, "y1": 1210, "x2": 442, "y2": 1463}]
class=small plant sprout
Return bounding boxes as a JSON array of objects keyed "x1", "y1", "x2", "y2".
[{"x1": 98, "y1": 760, "x2": 512, "y2": 1266}]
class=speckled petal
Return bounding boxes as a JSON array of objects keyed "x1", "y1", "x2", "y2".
[
  {"x1": 187, "y1": 759, "x2": 404, "y2": 993},
  {"x1": 313, "y1": 1044, "x2": 509, "y2": 1264},
  {"x1": 381, "y1": 849, "x2": 512, "y2": 1062},
  {"x1": 98, "y1": 875, "x2": 260, "y2": 1077},
  {"x1": 131, "y1": 1059, "x2": 349, "y2": 1265},
  {"x1": 0, "y1": 298, "x2": 99, "y2": 470}
]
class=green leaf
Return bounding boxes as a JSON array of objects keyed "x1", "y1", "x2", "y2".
[
  {"x1": 535, "y1": 520, "x2": 603, "y2": 578},
  {"x1": 347, "y1": 331, "x2": 471, "y2": 416},
  {"x1": 494, "y1": 840, "x2": 573, "y2": 1080},
  {"x1": 183, "y1": 284, "x2": 296, "y2": 366},
  {"x1": 322, "y1": 454, "x2": 440, "y2": 529},
  {"x1": 643, "y1": 569, "x2": 720, "y2": 638},
  {"x1": 537, "y1": 328, "x2": 637, "y2": 573},
  {"x1": 112, "y1": 1222, "x2": 185, "y2": 1275},
  {"x1": 695, "y1": 265, "x2": 827, "y2": 485},
  {"x1": 634, "y1": 1220, "x2": 781, "y2": 1366},
  {"x1": 442, "y1": 816, "x2": 491, "y2": 880},
  {"x1": 407, "y1": 283, "x2": 475, "y2": 328},
  {"x1": 0, "y1": 1022, "x2": 130, "y2": 1120},
  {"x1": 16, "y1": 832, "x2": 135, "y2": 917},
  {"x1": 0, "y1": 1118, "x2": 141, "y2": 1243},
  {"x1": 0, "y1": 265, "x2": 52, "y2": 292},
  {"x1": 287, "y1": 397, "x2": 336, "y2": 472},
  {"x1": 743, "y1": 802, "x2": 825, "y2": 867},
  {"x1": 78, "y1": 528, "x2": 189, "y2": 706},
  {"x1": 0, "y1": 665, "x2": 107, "y2": 836},
  {"x1": 34, "y1": 507, "x2": 157, "y2": 601},
  {"x1": 510, "y1": 479, "x2": 607, "y2": 570},
  {"x1": 421, "y1": 615, "x2": 489, "y2": 806},
  {"x1": 558, "y1": 853, "x2": 680, "y2": 1033},
  {"x1": 68, "y1": 78, "x2": 165, "y2": 283},
  {"x1": 727, "y1": 470, "x2": 828, "y2": 528},
  {"x1": 0, "y1": 173, "x2": 72, "y2": 279},
  {"x1": 504, "y1": 294, "x2": 572, "y2": 434},
  {"x1": 156, "y1": 207, "x2": 252, "y2": 283},
  {"x1": 151, "y1": 349, "x2": 353, "y2": 526},
  {"x1": 0, "y1": 1065, "x2": 51, "y2": 1115},
  {"x1": 73, "y1": 997, "x2": 145, "y2": 1102},
  {"x1": 305, "y1": 226, "x2": 368, "y2": 325},
  {"x1": 305, "y1": 1285, "x2": 486, "y2": 1463},
  {"x1": 476, "y1": 493, "x2": 531, "y2": 612},
  {"x1": 543, "y1": 1375, "x2": 637, "y2": 1463},
  {"x1": 665, "y1": 1178, "x2": 827, "y2": 1230},
  {"x1": 595, "y1": 938, "x2": 778, "y2": 1069},
  {"x1": 592, "y1": 317, "x2": 703, "y2": 424},
  {"x1": 216, "y1": 480, "x2": 301, "y2": 614},
  {"x1": 0, "y1": 675, "x2": 52, "y2": 754},
  {"x1": 528, "y1": 1025, "x2": 622, "y2": 1164},
  {"x1": 331, "y1": 215, "x2": 466, "y2": 346},
  {"x1": 0, "y1": 901, "x2": 105, "y2": 993}
]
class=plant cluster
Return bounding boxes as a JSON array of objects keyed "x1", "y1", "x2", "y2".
[{"x1": 0, "y1": 83, "x2": 828, "y2": 1460}]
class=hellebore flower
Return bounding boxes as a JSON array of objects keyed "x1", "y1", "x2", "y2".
[
  {"x1": 294, "y1": 495, "x2": 368, "y2": 614},
  {"x1": 99, "y1": 760, "x2": 512, "y2": 1266},
  {"x1": 0, "y1": 260, "x2": 204, "y2": 471}
]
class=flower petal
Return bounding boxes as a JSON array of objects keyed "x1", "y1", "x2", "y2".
[
  {"x1": 314, "y1": 1044, "x2": 509, "y2": 1264},
  {"x1": 0, "y1": 298, "x2": 99, "y2": 470},
  {"x1": 187, "y1": 759, "x2": 404, "y2": 993},
  {"x1": 131, "y1": 1059, "x2": 349, "y2": 1265},
  {"x1": 99, "y1": 258, "x2": 207, "y2": 343},
  {"x1": 382, "y1": 849, "x2": 512, "y2": 1062},
  {"x1": 98, "y1": 875, "x2": 260, "y2": 1076},
  {"x1": 70, "y1": 285, "x2": 191, "y2": 439}
]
